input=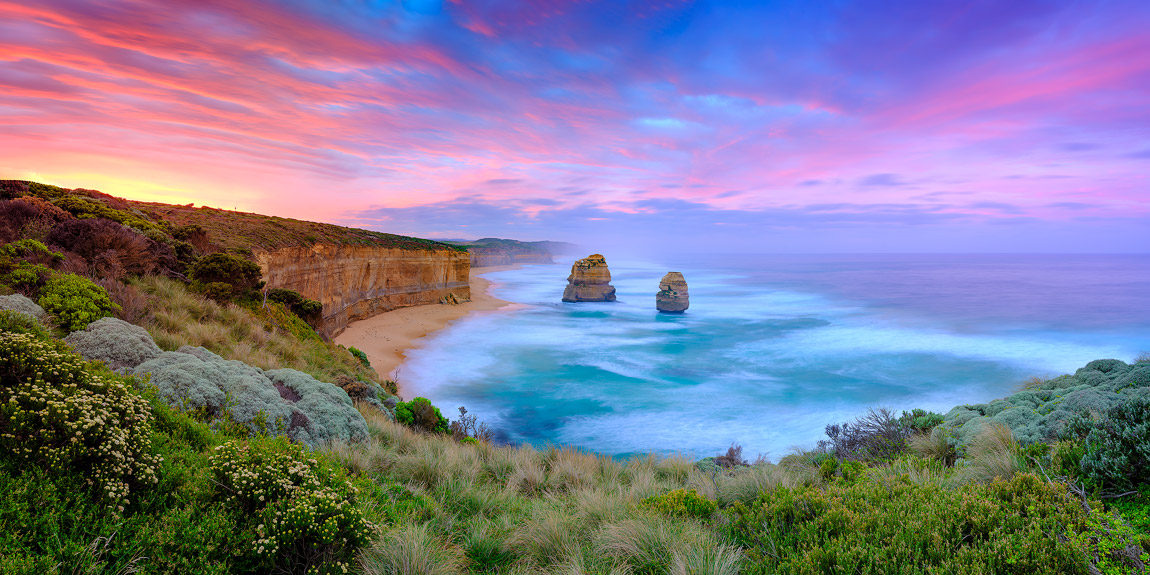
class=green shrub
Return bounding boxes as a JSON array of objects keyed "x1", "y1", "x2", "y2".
[
  {"x1": 267, "y1": 288, "x2": 323, "y2": 321},
  {"x1": 0, "y1": 239, "x2": 62, "y2": 295},
  {"x1": 210, "y1": 437, "x2": 375, "y2": 574},
  {"x1": 726, "y1": 473, "x2": 1092, "y2": 574},
  {"x1": 37, "y1": 273, "x2": 119, "y2": 331},
  {"x1": 348, "y1": 346, "x2": 370, "y2": 368},
  {"x1": 50, "y1": 194, "x2": 163, "y2": 234},
  {"x1": 395, "y1": 397, "x2": 450, "y2": 434},
  {"x1": 642, "y1": 488, "x2": 717, "y2": 520},
  {"x1": 0, "y1": 332, "x2": 157, "y2": 509},
  {"x1": 0, "y1": 309, "x2": 47, "y2": 338},
  {"x1": 899, "y1": 408, "x2": 945, "y2": 433},
  {"x1": 199, "y1": 281, "x2": 234, "y2": 302},
  {"x1": 189, "y1": 253, "x2": 262, "y2": 296},
  {"x1": 1067, "y1": 398, "x2": 1150, "y2": 492}
]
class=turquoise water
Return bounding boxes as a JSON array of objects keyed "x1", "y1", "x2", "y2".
[{"x1": 401, "y1": 254, "x2": 1150, "y2": 459}]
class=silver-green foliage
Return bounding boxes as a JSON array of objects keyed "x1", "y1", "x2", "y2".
[
  {"x1": 0, "y1": 293, "x2": 46, "y2": 320},
  {"x1": 61, "y1": 316, "x2": 370, "y2": 446},
  {"x1": 132, "y1": 346, "x2": 367, "y2": 446},
  {"x1": 64, "y1": 317, "x2": 162, "y2": 371},
  {"x1": 940, "y1": 359, "x2": 1150, "y2": 450}
]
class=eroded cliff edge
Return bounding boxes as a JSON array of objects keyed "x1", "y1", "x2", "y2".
[{"x1": 257, "y1": 244, "x2": 470, "y2": 338}]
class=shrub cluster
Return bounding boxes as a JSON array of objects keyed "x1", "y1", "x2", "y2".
[
  {"x1": 0, "y1": 197, "x2": 70, "y2": 243},
  {"x1": 819, "y1": 407, "x2": 934, "y2": 461},
  {"x1": 266, "y1": 288, "x2": 323, "y2": 322},
  {"x1": 189, "y1": 253, "x2": 263, "y2": 299},
  {"x1": 940, "y1": 359, "x2": 1150, "y2": 450},
  {"x1": 347, "y1": 346, "x2": 370, "y2": 368},
  {"x1": 0, "y1": 239, "x2": 62, "y2": 295},
  {"x1": 60, "y1": 317, "x2": 369, "y2": 445},
  {"x1": 46, "y1": 218, "x2": 177, "y2": 280},
  {"x1": 37, "y1": 273, "x2": 119, "y2": 331},
  {"x1": 210, "y1": 438, "x2": 375, "y2": 574},
  {"x1": 727, "y1": 473, "x2": 1092, "y2": 574},
  {"x1": 0, "y1": 294, "x2": 46, "y2": 322},
  {"x1": 395, "y1": 397, "x2": 450, "y2": 434},
  {"x1": 1063, "y1": 398, "x2": 1150, "y2": 492},
  {"x1": 64, "y1": 317, "x2": 162, "y2": 372},
  {"x1": 642, "y1": 488, "x2": 718, "y2": 520},
  {"x1": 0, "y1": 331, "x2": 158, "y2": 509}
]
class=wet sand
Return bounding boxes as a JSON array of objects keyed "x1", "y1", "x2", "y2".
[{"x1": 334, "y1": 266, "x2": 521, "y2": 395}]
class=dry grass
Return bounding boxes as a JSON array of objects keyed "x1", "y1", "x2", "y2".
[
  {"x1": 548, "y1": 447, "x2": 600, "y2": 493},
  {"x1": 714, "y1": 463, "x2": 816, "y2": 506},
  {"x1": 909, "y1": 427, "x2": 957, "y2": 466},
  {"x1": 358, "y1": 524, "x2": 466, "y2": 575},
  {"x1": 594, "y1": 516, "x2": 720, "y2": 574},
  {"x1": 955, "y1": 422, "x2": 1020, "y2": 484},
  {"x1": 509, "y1": 506, "x2": 585, "y2": 567},
  {"x1": 669, "y1": 545, "x2": 744, "y2": 575},
  {"x1": 134, "y1": 275, "x2": 378, "y2": 385}
]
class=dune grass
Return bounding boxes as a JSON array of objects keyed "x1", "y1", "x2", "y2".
[{"x1": 132, "y1": 275, "x2": 380, "y2": 385}]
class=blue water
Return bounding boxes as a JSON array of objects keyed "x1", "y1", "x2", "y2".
[{"x1": 402, "y1": 254, "x2": 1150, "y2": 459}]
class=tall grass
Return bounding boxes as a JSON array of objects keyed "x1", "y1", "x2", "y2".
[
  {"x1": 133, "y1": 275, "x2": 378, "y2": 385},
  {"x1": 358, "y1": 524, "x2": 466, "y2": 575}
]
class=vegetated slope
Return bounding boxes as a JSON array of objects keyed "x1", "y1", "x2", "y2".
[
  {"x1": 2, "y1": 179, "x2": 1149, "y2": 574},
  {"x1": 0, "y1": 179, "x2": 464, "y2": 254},
  {"x1": 0, "y1": 178, "x2": 472, "y2": 338}
]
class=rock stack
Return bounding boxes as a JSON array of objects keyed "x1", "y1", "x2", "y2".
[
  {"x1": 562, "y1": 254, "x2": 617, "y2": 302},
  {"x1": 656, "y1": 272, "x2": 689, "y2": 313}
]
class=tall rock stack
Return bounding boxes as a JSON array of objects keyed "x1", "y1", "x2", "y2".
[
  {"x1": 562, "y1": 254, "x2": 617, "y2": 302},
  {"x1": 656, "y1": 272, "x2": 689, "y2": 313}
]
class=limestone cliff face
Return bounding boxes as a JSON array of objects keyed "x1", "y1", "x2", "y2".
[
  {"x1": 656, "y1": 272, "x2": 689, "y2": 313},
  {"x1": 257, "y1": 244, "x2": 470, "y2": 337},
  {"x1": 562, "y1": 254, "x2": 617, "y2": 302}
]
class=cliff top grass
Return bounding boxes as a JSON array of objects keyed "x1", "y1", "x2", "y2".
[{"x1": 0, "y1": 179, "x2": 464, "y2": 255}]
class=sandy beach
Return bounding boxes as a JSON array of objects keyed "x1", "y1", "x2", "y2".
[{"x1": 334, "y1": 265, "x2": 521, "y2": 395}]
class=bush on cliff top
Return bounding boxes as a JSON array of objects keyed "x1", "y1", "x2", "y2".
[{"x1": 189, "y1": 252, "x2": 263, "y2": 299}]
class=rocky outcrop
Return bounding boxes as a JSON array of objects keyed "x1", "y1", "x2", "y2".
[
  {"x1": 562, "y1": 254, "x2": 617, "y2": 302},
  {"x1": 656, "y1": 272, "x2": 689, "y2": 313},
  {"x1": 256, "y1": 244, "x2": 470, "y2": 338}
]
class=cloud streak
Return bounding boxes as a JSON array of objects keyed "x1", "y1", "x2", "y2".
[{"x1": 0, "y1": 0, "x2": 1147, "y2": 250}]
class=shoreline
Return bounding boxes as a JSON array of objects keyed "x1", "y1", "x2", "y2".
[{"x1": 334, "y1": 265, "x2": 523, "y2": 396}]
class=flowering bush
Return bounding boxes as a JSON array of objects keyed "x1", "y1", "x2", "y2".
[
  {"x1": 37, "y1": 273, "x2": 119, "y2": 331},
  {"x1": 0, "y1": 331, "x2": 158, "y2": 510},
  {"x1": 210, "y1": 437, "x2": 375, "y2": 574}
]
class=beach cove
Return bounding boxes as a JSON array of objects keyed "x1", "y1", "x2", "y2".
[{"x1": 334, "y1": 265, "x2": 524, "y2": 389}]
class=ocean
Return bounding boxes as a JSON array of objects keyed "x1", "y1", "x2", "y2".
[{"x1": 401, "y1": 254, "x2": 1150, "y2": 459}]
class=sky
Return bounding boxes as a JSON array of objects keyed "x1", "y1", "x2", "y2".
[{"x1": 1, "y1": 0, "x2": 1148, "y2": 253}]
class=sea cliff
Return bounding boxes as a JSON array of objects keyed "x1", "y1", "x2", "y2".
[{"x1": 257, "y1": 244, "x2": 470, "y2": 338}]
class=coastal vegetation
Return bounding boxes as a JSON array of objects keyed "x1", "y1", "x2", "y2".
[{"x1": 1, "y1": 181, "x2": 1148, "y2": 573}]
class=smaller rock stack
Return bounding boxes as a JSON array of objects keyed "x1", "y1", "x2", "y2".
[
  {"x1": 562, "y1": 254, "x2": 617, "y2": 302},
  {"x1": 656, "y1": 272, "x2": 689, "y2": 313}
]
